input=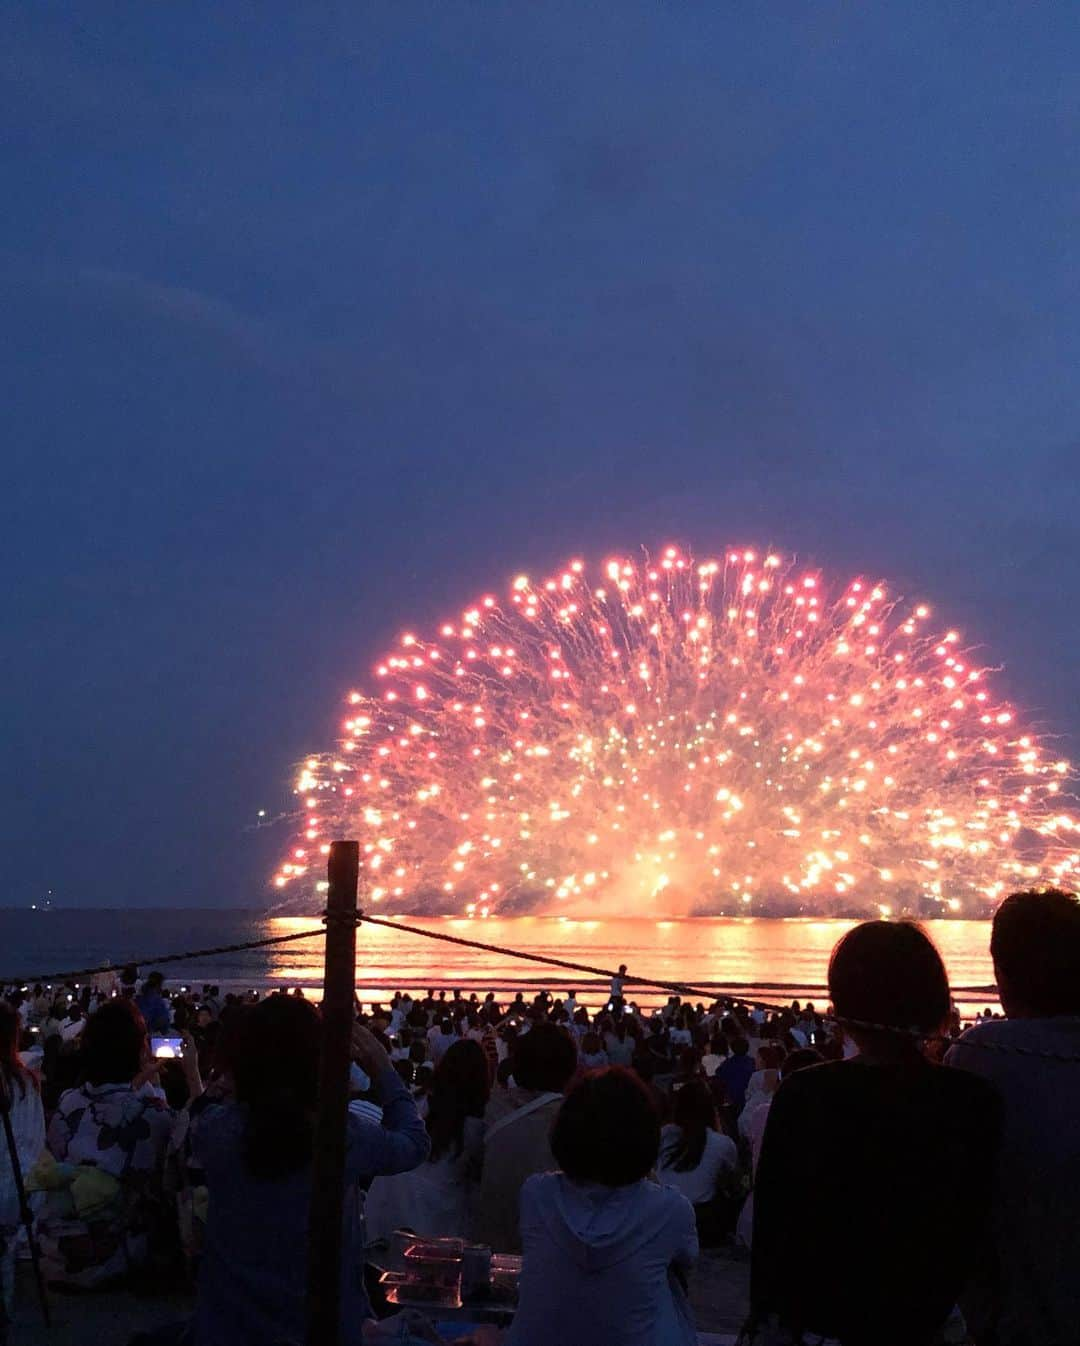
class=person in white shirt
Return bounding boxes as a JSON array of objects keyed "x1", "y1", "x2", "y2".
[
  {"x1": 657, "y1": 1079, "x2": 737, "y2": 1245},
  {"x1": 609, "y1": 964, "x2": 629, "y2": 1002},
  {"x1": 669, "y1": 1010, "x2": 693, "y2": 1050},
  {"x1": 947, "y1": 888, "x2": 1080, "y2": 1346},
  {"x1": 428, "y1": 1017, "x2": 457, "y2": 1064}
]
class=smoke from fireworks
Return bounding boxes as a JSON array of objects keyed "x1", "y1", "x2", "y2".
[{"x1": 274, "y1": 547, "x2": 1078, "y2": 917}]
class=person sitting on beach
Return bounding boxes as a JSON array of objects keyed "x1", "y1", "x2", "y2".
[
  {"x1": 716, "y1": 1035, "x2": 754, "y2": 1117},
  {"x1": 428, "y1": 1016, "x2": 458, "y2": 1065},
  {"x1": 0, "y1": 1001, "x2": 45, "y2": 1320},
  {"x1": 749, "y1": 921, "x2": 1001, "y2": 1346},
  {"x1": 365, "y1": 1038, "x2": 490, "y2": 1244},
  {"x1": 578, "y1": 1029, "x2": 609, "y2": 1070},
  {"x1": 508, "y1": 1067, "x2": 698, "y2": 1346},
  {"x1": 38, "y1": 999, "x2": 193, "y2": 1289},
  {"x1": 739, "y1": 1041, "x2": 785, "y2": 1123},
  {"x1": 656, "y1": 1077, "x2": 738, "y2": 1246},
  {"x1": 135, "y1": 972, "x2": 171, "y2": 1036},
  {"x1": 191, "y1": 996, "x2": 429, "y2": 1346},
  {"x1": 604, "y1": 1018, "x2": 636, "y2": 1068},
  {"x1": 473, "y1": 1021, "x2": 577, "y2": 1252},
  {"x1": 947, "y1": 888, "x2": 1080, "y2": 1346},
  {"x1": 735, "y1": 1046, "x2": 822, "y2": 1251}
]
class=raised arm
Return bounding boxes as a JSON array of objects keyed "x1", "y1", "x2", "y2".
[{"x1": 345, "y1": 1024, "x2": 430, "y2": 1181}]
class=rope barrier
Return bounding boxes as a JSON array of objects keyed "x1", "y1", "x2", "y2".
[
  {"x1": 3, "y1": 910, "x2": 1077, "y2": 1059},
  {"x1": 0, "y1": 926, "x2": 327, "y2": 989},
  {"x1": 357, "y1": 913, "x2": 790, "y2": 1013}
]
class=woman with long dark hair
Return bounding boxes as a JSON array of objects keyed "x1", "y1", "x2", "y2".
[
  {"x1": 0, "y1": 1001, "x2": 44, "y2": 1318},
  {"x1": 192, "y1": 995, "x2": 428, "y2": 1346},
  {"x1": 749, "y1": 921, "x2": 1002, "y2": 1346},
  {"x1": 365, "y1": 1037, "x2": 490, "y2": 1243},
  {"x1": 656, "y1": 1079, "x2": 738, "y2": 1245}
]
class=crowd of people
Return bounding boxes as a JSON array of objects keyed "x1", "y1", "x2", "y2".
[{"x1": 0, "y1": 886, "x2": 1078, "y2": 1345}]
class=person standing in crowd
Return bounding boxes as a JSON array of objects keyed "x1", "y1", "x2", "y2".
[
  {"x1": 135, "y1": 972, "x2": 171, "y2": 1036},
  {"x1": 474, "y1": 1022, "x2": 577, "y2": 1252},
  {"x1": 657, "y1": 1078, "x2": 738, "y2": 1245},
  {"x1": 0, "y1": 1002, "x2": 45, "y2": 1322},
  {"x1": 509, "y1": 1067, "x2": 698, "y2": 1346},
  {"x1": 749, "y1": 921, "x2": 1000, "y2": 1346},
  {"x1": 365, "y1": 1038, "x2": 490, "y2": 1243},
  {"x1": 948, "y1": 888, "x2": 1080, "y2": 1346},
  {"x1": 192, "y1": 997, "x2": 429, "y2": 1346}
]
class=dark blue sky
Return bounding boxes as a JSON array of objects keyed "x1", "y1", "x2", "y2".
[{"x1": 4, "y1": 5, "x2": 1079, "y2": 908}]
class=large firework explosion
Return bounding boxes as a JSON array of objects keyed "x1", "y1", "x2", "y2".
[{"x1": 274, "y1": 547, "x2": 1078, "y2": 918}]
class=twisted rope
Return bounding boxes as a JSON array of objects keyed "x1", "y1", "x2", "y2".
[{"x1": 6, "y1": 910, "x2": 1077, "y2": 1060}]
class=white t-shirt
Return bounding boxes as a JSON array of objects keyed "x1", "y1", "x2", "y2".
[{"x1": 656, "y1": 1125, "x2": 737, "y2": 1206}]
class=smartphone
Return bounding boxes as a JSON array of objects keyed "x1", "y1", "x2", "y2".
[{"x1": 151, "y1": 1036, "x2": 184, "y2": 1059}]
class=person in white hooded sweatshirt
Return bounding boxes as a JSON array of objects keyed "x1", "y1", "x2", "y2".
[{"x1": 508, "y1": 1067, "x2": 698, "y2": 1346}]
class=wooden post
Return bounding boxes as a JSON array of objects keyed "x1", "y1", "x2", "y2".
[{"x1": 306, "y1": 840, "x2": 360, "y2": 1346}]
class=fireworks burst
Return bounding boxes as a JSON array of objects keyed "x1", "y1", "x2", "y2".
[{"x1": 274, "y1": 547, "x2": 1078, "y2": 917}]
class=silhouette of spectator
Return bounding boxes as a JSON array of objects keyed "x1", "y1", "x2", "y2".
[
  {"x1": 751, "y1": 920, "x2": 1000, "y2": 1346},
  {"x1": 948, "y1": 888, "x2": 1080, "y2": 1346},
  {"x1": 474, "y1": 1021, "x2": 576, "y2": 1252},
  {"x1": 509, "y1": 1068, "x2": 697, "y2": 1345}
]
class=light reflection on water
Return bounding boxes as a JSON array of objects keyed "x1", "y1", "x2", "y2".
[
  {"x1": 267, "y1": 915, "x2": 998, "y2": 1014},
  {"x1": 0, "y1": 911, "x2": 998, "y2": 1015}
]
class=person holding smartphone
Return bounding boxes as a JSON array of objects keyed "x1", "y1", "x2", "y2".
[
  {"x1": 39, "y1": 999, "x2": 199, "y2": 1289},
  {"x1": 190, "y1": 997, "x2": 429, "y2": 1346}
]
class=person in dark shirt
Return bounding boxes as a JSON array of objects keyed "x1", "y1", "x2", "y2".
[
  {"x1": 750, "y1": 920, "x2": 1001, "y2": 1346},
  {"x1": 716, "y1": 1035, "x2": 754, "y2": 1115},
  {"x1": 135, "y1": 970, "x2": 171, "y2": 1035}
]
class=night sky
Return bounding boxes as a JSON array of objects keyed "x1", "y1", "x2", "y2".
[{"x1": 4, "y1": 6, "x2": 1079, "y2": 909}]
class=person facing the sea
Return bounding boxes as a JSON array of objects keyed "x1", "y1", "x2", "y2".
[
  {"x1": 508, "y1": 1067, "x2": 698, "y2": 1346},
  {"x1": 749, "y1": 920, "x2": 1001, "y2": 1346},
  {"x1": 192, "y1": 996, "x2": 429, "y2": 1346},
  {"x1": 947, "y1": 887, "x2": 1080, "y2": 1346},
  {"x1": 38, "y1": 998, "x2": 191, "y2": 1289},
  {"x1": 364, "y1": 1037, "x2": 490, "y2": 1244},
  {"x1": 0, "y1": 1001, "x2": 45, "y2": 1319},
  {"x1": 474, "y1": 1021, "x2": 577, "y2": 1252}
]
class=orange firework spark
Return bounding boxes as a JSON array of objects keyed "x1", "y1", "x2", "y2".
[{"x1": 274, "y1": 547, "x2": 1078, "y2": 917}]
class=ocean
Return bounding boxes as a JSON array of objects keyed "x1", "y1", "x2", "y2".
[{"x1": 0, "y1": 909, "x2": 999, "y2": 1015}]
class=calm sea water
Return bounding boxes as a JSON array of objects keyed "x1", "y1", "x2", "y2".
[{"x1": 0, "y1": 909, "x2": 999, "y2": 1015}]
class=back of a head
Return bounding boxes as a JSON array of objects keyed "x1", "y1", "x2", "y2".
[
  {"x1": 829, "y1": 920, "x2": 949, "y2": 1038},
  {"x1": 991, "y1": 888, "x2": 1080, "y2": 1017},
  {"x1": 0, "y1": 1000, "x2": 29, "y2": 1092},
  {"x1": 511, "y1": 1021, "x2": 577, "y2": 1092},
  {"x1": 433, "y1": 1038, "x2": 489, "y2": 1114},
  {"x1": 81, "y1": 998, "x2": 147, "y2": 1086},
  {"x1": 731, "y1": 1035, "x2": 750, "y2": 1057},
  {"x1": 782, "y1": 1047, "x2": 824, "y2": 1078},
  {"x1": 427, "y1": 1038, "x2": 490, "y2": 1160},
  {"x1": 234, "y1": 995, "x2": 321, "y2": 1180},
  {"x1": 672, "y1": 1077, "x2": 717, "y2": 1132},
  {"x1": 552, "y1": 1067, "x2": 659, "y2": 1186}
]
